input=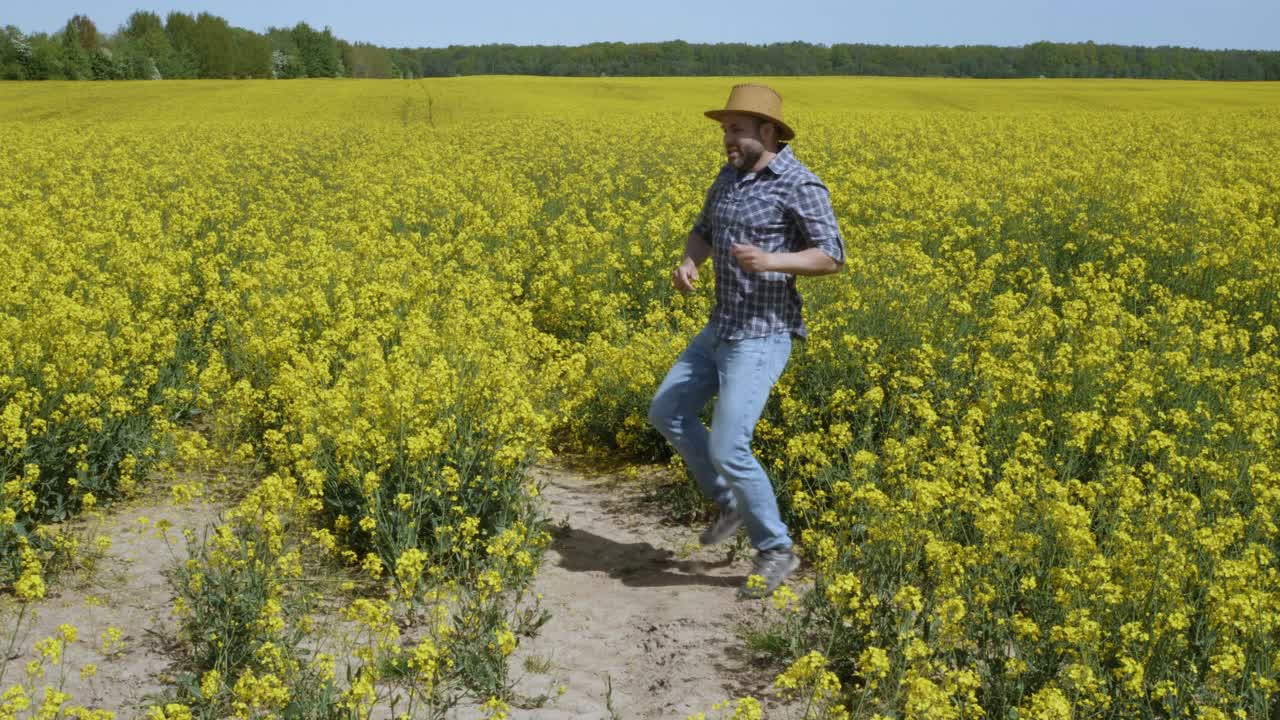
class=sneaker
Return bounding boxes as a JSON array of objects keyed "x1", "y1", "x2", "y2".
[
  {"x1": 699, "y1": 506, "x2": 744, "y2": 546},
  {"x1": 738, "y1": 547, "x2": 801, "y2": 599}
]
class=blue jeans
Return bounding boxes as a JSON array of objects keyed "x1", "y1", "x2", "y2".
[{"x1": 647, "y1": 323, "x2": 793, "y2": 551}]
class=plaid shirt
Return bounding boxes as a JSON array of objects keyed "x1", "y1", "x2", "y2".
[{"x1": 692, "y1": 144, "x2": 845, "y2": 341}]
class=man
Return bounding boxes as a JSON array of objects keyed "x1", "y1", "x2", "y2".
[{"x1": 647, "y1": 84, "x2": 845, "y2": 599}]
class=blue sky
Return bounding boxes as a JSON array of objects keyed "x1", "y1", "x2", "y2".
[{"x1": 7, "y1": 0, "x2": 1278, "y2": 50}]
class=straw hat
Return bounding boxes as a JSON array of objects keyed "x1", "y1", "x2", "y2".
[{"x1": 704, "y1": 83, "x2": 795, "y2": 142}]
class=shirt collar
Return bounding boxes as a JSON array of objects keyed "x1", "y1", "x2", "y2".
[
  {"x1": 729, "y1": 143, "x2": 795, "y2": 180},
  {"x1": 761, "y1": 143, "x2": 795, "y2": 177}
]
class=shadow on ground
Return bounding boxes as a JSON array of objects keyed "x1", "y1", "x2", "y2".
[{"x1": 551, "y1": 526, "x2": 744, "y2": 589}]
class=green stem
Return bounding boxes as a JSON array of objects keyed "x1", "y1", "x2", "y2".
[{"x1": 0, "y1": 602, "x2": 29, "y2": 687}]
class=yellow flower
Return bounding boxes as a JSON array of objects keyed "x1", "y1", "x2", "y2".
[
  {"x1": 1018, "y1": 686, "x2": 1071, "y2": 720},
  {"x1": 730, "y1": 697, "x2": 764, "y2": 720},
  {"x1": 15, "y1": 544, "x2": 45, "y2": 601},
  {"x1": 99, "y1": 627, "x2": 125, "y2": 656},
  {"x1": 480, "y1": 697, "x2": 509, "y2": 720},
  {"x1": 200, "y1": 669, "x2": 222, "y2": 699},
  {"x1": 494, "y1": 627, "x2": 517, "y2": 657}
]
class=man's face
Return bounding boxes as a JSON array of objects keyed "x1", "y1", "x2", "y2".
[{"x1": 721, "y1": 114, "x2": 770, "y2": 171}]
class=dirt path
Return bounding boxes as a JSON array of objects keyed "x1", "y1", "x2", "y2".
[
  {"x1": 2, "y1": 460, "x2": 803, "y2": 719},
  {"x1": 476, "y1": 461, "x2": 805, "y2": 720},
  {"x1": 0, "y1": 490, "x2": 223, "y2": 715}
]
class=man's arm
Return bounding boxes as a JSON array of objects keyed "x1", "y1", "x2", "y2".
[
  {"x1": 673, "y1": 231, "x2": 712, "y2": 293},
  {"x1": 684, "y1": 230, "x2": 712, "y2": 267},
  {"x1": 729, "y1": 243, "x2": 840, "y2": 276},
  {"x1": 743, "y1": 176, "x2": 845, "y2": 277}
]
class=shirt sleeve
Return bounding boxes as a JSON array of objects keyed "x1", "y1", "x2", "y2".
[
  {"x1": 787, "y1": 179, "x2": 845, "y2": 264},
  {"x1": 691, "y1": 180, "x2": 716, "y2": 241}
]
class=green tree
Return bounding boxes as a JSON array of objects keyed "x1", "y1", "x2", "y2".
[
  {"x1": 0, "y1": 25, "x2": 29, "y2": 79},
  {"x1": 162, "y1": 12, "x2": 201, "y2": 78},
  {"x1": 232, "y1": 27, "x2": 272, "y2": 78},
  {"x1": 191, "y1": 12, "x2": 235, "y2": 78},
  {"x1": 266, "y1": 27, "x2": 305, "y2": 78},
  {"x1": 21, "y1": 33, "x2": 64, "y2": 79},
  {"x1": 1021, "y1": 40, "x2": 1062, "y2": 76},
  {"x1": 63, "y1": 14, "x2": 100, "y2": 50},
  {"x1": 344, "y1": 41, "x2": 395, "y2": 78},
  {"x1": 121, "y1": 10, "x2": 172, "y2": 77},
  {"x1": 292, "y1": 22, "x2": 343, "y2": 77},
  {"x1": 5, "y1": 30, "x2": 1280, "y2": 82},
  {"x1": 57, "y1": 19, "x2": 93, "y2": 79}
]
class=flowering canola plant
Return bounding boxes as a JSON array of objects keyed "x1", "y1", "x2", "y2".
[{"x1": 1, "y1": 77, "x2": 1278, "y2": 718}]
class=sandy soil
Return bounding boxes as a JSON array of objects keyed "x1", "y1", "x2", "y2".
[
  {"x1": 450, "y1": 461, "x2": 806, "y2": 719},
  {"x1": 1, "y1": 490, "x2": 223, "y2": 715},
  {"x1": 2, "y1": 460, "x2": 804, "y2": 719}
]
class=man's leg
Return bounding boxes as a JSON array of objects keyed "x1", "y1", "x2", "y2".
[
  {"x1": 647, "y1": 324, "x2": 735, "y2": 510},
  {"x1": 707, "y1": 332, "x2": 793, "y2": 552}
]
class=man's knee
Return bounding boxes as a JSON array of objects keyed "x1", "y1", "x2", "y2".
[{"x1": 708, "y1": 430, "x2": 754, "y2": 476}]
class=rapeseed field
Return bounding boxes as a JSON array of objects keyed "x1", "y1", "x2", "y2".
[{"x1": 1, "y1": 77, "x2": 1278, "y2": 718}]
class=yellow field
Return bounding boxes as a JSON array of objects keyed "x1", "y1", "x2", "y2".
[
  {"x1": 2, "y1": 77, "x2": 1279, "y2": 718},
  {"x1": 2, "y1": 76, "x2": 1278, "y2": 125}
]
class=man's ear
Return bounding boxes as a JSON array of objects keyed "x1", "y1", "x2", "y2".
[{"x1": 760, "y1": 120, "x2": 778, "y2": 147}]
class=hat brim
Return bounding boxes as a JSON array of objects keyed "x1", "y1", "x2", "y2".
[{"x1": 705, "y1": 109, "x2": 795, "y2": 142}]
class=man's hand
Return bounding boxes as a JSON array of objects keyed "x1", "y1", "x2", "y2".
[
  {"x1": 730, "y1": 242, "x2": 774, "y2": 273},
  {"x1": 672, "y1": 257, "x2": 700, "y2": 294}
]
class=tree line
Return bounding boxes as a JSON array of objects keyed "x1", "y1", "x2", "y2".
[
  {"x1": 0, "y1": 12, "x2": 390, "y2": 80},
  {"x1": 3, "y1": 12, "x2": 1277, "y2": 81}
]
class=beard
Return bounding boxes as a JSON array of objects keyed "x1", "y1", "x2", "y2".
[{"x1": 727, "y1": 142, "x2": 763, "y2": 171}]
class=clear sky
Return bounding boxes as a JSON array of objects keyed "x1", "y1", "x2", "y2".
[{"x1": 6, "y1": 0, "x2": 1279, "y2": 51}]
